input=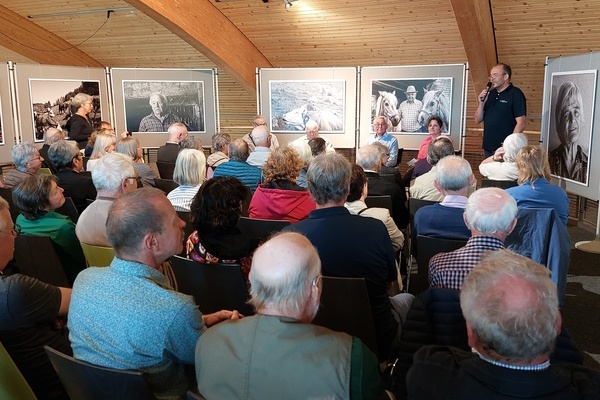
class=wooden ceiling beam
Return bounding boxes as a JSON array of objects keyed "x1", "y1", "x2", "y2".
[
  {"x1": 449, "y1": 0, "x2": 497, "y2": 94},
  {"x1": 0, "y1": 5, "x2": 103, "y2": 67},
  {"x1": 124, "y1": 0, "x2": 272, "y2": 94}
]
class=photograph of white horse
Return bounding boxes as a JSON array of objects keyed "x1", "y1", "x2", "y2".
[
  {"x1": 371, "y1": 78, "x2": 452, "y2": 134},
  {"x1": 270, "y1": 80, "x2": 345, "y2": 133}
]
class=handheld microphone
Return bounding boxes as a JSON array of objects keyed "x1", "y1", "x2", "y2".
[{"x1": 481, "y1": 82, "x2": 492, "y2": 102}]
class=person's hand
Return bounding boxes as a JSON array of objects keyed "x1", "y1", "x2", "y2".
[
  {"x1": 203, "y1": 309, "x2": 242, "y2": 327},
  {"x1": 493, "y1": 147, "x2": 505, "y2": 161},
  {"x1": 478, "y1": 89, "x2": 489, "y2": 104}
]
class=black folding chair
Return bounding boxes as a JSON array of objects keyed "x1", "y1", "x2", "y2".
[
  {"x1": 156, "y1": 162, "x2": 176, "y2": 180},
  {"x1": 481, "y1": 178, "x2": 519, "y2": 189},
  {"x1": 14, "y1": 234, "x2": 70, "y2": 287},
  {"x1": 412, "y1": 235, "x2": 467, "y2": 294},
  {"x1": 0, "y1": 187, "x2": 19, "y2": 222},
  {"x1": 365, "y1": 195, "x2": 393, "y2": 215},
  {"x1": 237, "y1": 217, "x2": 290, "y2": 241},
  {"x1": 55, "y1": 197, "x2": 79, "y2": 223},
  {"x1": 405, "y1": 198, "x2": 438, "y2": 291},
  {"x1": 154, "y1": 178, "x2": 179, "y2": 195}
]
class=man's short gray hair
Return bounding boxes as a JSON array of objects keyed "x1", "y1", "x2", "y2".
[
  {"x1": 464, "y1": 187, "x2": 517, "y2": 234},
  {"x1": 427, "y1": 136, "x2": 454, "y2": 166},
  {"x1": 211, "y1": 133, "x2": 232, "y2": 152},
  {"x1": 91, "y1": 153, "x2": 136, "y2": 193},
  {"x1": 307, "y1": 153, "x2": 351, "y2": 205},
  {"x1": 502, "y1": 133, "x2": 528, "y2": 163},
  {"x1": 228, "y1": 139, "x2": 249, "y2": 162},
  {"x1": 356, "y1": 144, "x2": 381, "y2": 170},
  {"x1": 461, "y1": 249, "x2": 558, "y2": 362},
  {"x1": 44, "y1": 128, "x2": 64, "y2": 145},
  {"x1": 435, "y1": 155, "x2": 473, "y2": 192},
  {"x1": 11, "y1": 142, "x2": 38, "y2": 171},
  {"x1": 48, "y1": 140, "x2": 79, "y2": 171}
]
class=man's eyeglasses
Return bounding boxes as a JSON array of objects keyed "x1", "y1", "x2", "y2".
[
  {"x1": 28, "y1": 156, "x2": 42, "y2": 163},
  {"x1": 374, "y1": 123, "x2": 386, "y2": 127},
  {"x1": 489, "y1": 73, "x2": 506, "y2": 79}
]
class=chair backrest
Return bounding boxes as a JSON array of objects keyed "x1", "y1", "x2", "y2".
[
  {"x1": 0, "y1": 342, "x2": 37, "y2": 400},
  {"x1": 364, "y1": 195, "x2": 393, "y2": 215},
  {"x1": 0, "y1": 187, "x2": 19, "y2": 222},
  {"x1": 237, "y1": 217, "x2": 290, "y2": 241},
  {"x1": 394, "y1": 148, "x2": 404, "y2": 167},
  {"x1": 55, "y1": 197, "x2": 79, "y2": 223},
  {"x1": 312, "y1": 276, "x2": 378, "y2": 357},
  {"x1": 408, "y1": 198, "x2": 438, "y2": 221},
  {"x1": 154, "y1": 178, "x2": 179, "y2": 195},
  {"x1": 15, "y1": 234, "x2": 70, "y2": 287},
  {"x1": 44, "y1": 346, "x2": 156, "y2": 400},
  {"x1": 481, "y1": 178, "x2": 518, "y2": 189},
  {"x1": 414, "y1": 235, "x2": 467, "y2": 290},
  {"x1": 169, "y1": 255, "x2": 254, "y2": 316},
  {"x1": 80, "y1": 243, "x2": 115, "y2": 267},
  {"x1": 36, "y1": 167, "x2": 52, "y2": 176},
  {"x1": 156, "y1": 162, "x2": 176, "y2": 180}
]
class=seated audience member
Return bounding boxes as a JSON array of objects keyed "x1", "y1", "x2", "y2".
[
  {"x1": 249, "y1": 147, "x2": 316, "y2": 223},
  {"x1": 187, "y1": 177, "x2": 259, "y2": 278},
  {"x1": 3, "y1": 142, "x2": 44, "y2": 188},
  {"x1": 242, "y1": 115, "x2": 279, "y2": 152},
  {"x1": 372, "y1": 141, "x2": 399, "y2": 176},
  {"x1": 68, "y1": 188, "x2": 239, "y2": 400},
  {"x1": 212, "y1": 139, "x2": 262, "y2": 191},
  {"x1": 206, "y1": 133, "x2": 231, "y2": 174},
  {"x1": 356, "y1": 144, "x2": 409, "y2": 229},
  {"x1": 116, "y1": 136, "x2": 157, "y2": 187},
  {"x1": 413, "y1": 155, "x2": 474, "y2": 242},
  {"x1": 14, "y1": 175, "x2": 86, "y2": 284},
  {"x1": 157, "y1": 122, "x2": 188, "y2": 163},
  {"x1": 284, "y1": 153, "x2": 414, "y2": 362},
  {"x1": 292, "y1": 120, "x2": 335, "y2": 154},
  {"x1": 366, "y1": 116, "x2": 399, "y2": 167},
  {"x1": 0, "y1": 197, "x2": 72, "y2": 400},
  {"x1": 195, "y1": 232, "x2": 386, "y2": 399},
  {"x1": 167, "y1": 149, "x2": 206, "y2": 212},
  {"x1": 407, "y1": 250, "x2": 600, "y2": 399},
  {"x1": 409, "y1": 136, "x2": 454, "y2": 201},
  {"x1": 39, "y1": 127, "x2": 65, "y2": 173},
  {"x1": 507, "y1": 145, "x2": 569, "y2": 225},
  {"x1": 178, "y1": 135, "x2": 202, "y2": 151},
  {"x1": 288, "y1": 140, "x2": 313, "y2": 188},
  {"x1": 85, "y1": 124, "x2": 116, "y2": 157},
  {"x1": 479, "y1": 132, "x2": 528, "y2": 181},
  {"x1": 416, "y1": 116, "x2": 444, "y2": 161},
  {"x1": 246, "y1": 125, "x2": 272, "y2": 168},
  {"x1": 345, "y1": 164, "x2": 404, "y2": 252},
  {"x1": 48, "y1": 140, "x2": 97, "y2": 214},
  {"x1": 308, "y1": 137, "x2": 327, "y2": 157},
  {"x1": 85, "y1": 133, "x2": 116, "y2": 172},
  {"x1": 429, "y1": 187, "x2": 517, "y2": 290},
  {"x1": 76, "y1": 153, "x2": 137, "y2": 247}
]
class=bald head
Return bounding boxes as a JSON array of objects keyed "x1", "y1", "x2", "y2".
[
  {"x1": 249, "y1": 232, "x2": 321, "y2": 322},
  {"x1": 167, "y1": 122, "x2": 188, "y2": 143},
  {"x1": 44, "y1": 128, "x2": 65, "y2": 145},
  {"x1": 464, "y1": 188, "x2": 517, "y2": 239},
  {"x1": 435, "y1": 155, "x2": 474, "y2": 195},
  {"x1": 251, "y1": 125, "x2": 270, "y2": 147}
]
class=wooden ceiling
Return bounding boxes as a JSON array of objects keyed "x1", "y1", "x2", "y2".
[{"x1": 1, "y1": 0, "x2": 599, "y2": 134}]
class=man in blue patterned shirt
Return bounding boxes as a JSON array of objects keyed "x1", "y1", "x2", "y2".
[
  {"x1": 68, "y1": 188, "x2": 239, "y2": 399},
  {"x1": 428, "y1": 187, "x2": 517, "y2": 290}
]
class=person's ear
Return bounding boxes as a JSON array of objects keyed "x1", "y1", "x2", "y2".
[
  {"x1": 506, "y1": 218, "x2": 518, "y2": 235},
  {"x1": 466, "y1": 323, "x2": 479, "y2": 349},
  {"x1": 433, "y1": 180, "x2": 443, "y2": 194}
]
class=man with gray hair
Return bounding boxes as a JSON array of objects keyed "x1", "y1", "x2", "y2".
[
  {"x1": 357, "y1": 144, "x2": 409, "y2": 228},
  {"x1": 3, "y1": 142, "x2": 44, "y2": 188},
  {"x1": 75, "y1": 153, "x2": 137, "y2": 246},
  {"x1": 292, "y1": 120, "x2": 335, "y2": 154},
  {"x1": 206, "y1": 132, "x2": 231, "y2": 172},
  {"x1": 242, "y1": 115, "x2": 279, "y2": 152},
  {"x1": 284, "y1": 153, "x2": 414, "y2": 362},
  {"x1": 409, "y1": 136, "x2": 455, "y2": 201},
  {"x1": 157, "y1": 122, "x2": 188, "y2": 163},
  {"x1": 428, "y1": 187, "x2": 518, "y2": 290},
  {"x1": 213, "y1": 138, "x2": 262, "y2": 191},
  {"x1": 413, "y1": 155, "x2": 474, "y2": 242},
  {"x1": 408, "y1": 249, "x2": 600, "y2": 398},
  {"x1": 479, "y1": 132, "x2": 528, "y2": 181},
  {"x1": 39, "y1": 127, "x2": 65, "y2": 173},
  {"x1": 246, "y1": 125, "x2": 272, "y2": 168},
  {"x1": 195, "y1": 232, "x2": 385, "y2": 398},
  {"x1": 138, "y1": 92, "x2": 181, "y2": 132},
  {"x1": 69, "y1": 188, "x2": 238, "y2": 400}
]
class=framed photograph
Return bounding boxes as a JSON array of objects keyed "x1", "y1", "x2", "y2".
[
  {"x1": 13, "y1": 63, "x2": 109, "y2": 145},
  {"x1": 111, "y1": 68, "x2": 217, "y2": 148},
  {"x1": 359, "y1": 64, "x2": 467, "y2": 153},
  {"x1": 269, "y1": 80, "x2": 345, "y2": 133},
  {"x1": 546, "y1": 70, "x2": 596, "y2": 186},
  {"x1": 122, "y1": 80, "x2": 205, "y2": 133},
  {"x1": 371, "y1": 78, "x2": 452, "y2": 134},
  {"x1": 29, "y1": 79, "x2": 102, "y2": 142}
]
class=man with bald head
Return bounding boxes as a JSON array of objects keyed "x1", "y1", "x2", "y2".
[
  {"x1": 428, "y1": 187, "x2": 518, "y2": 290},
  {"x1": 242, "y1": 115, "x2": 279, "y2": 152},
  {"x1": 157, "y1": 122, "x2": 188, "y2": 163},
  {"x1": 246, "y1": 125, "x2": 272, "y2": 168},
  {"x1": 138, "y1": 92, "x2": 181, "y2": 132},
  {"x1": 195, "y1": 232, "x2": 385, "y2": 399},
  {"x1": 293, "y1": 120, "x2": 336, "y2": 154},
  {"x1": 39, "y1": 127, "x2": 65, "y2": 173}
]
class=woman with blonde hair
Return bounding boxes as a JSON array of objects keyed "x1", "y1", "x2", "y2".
[
  {"x1": 248, "y1": 146, "x2": 315, "y2": 223},
  {"x1": 85, "y1": 133, "x2": 116, "y2": 172},
  {"x1": 506, "y1": 145, "x2": 569, "y2": 224},
  {"x1": 116, "y1": 136, "x2": 157, "y2": 187},
  {"x1": 167, "y1": 149, "x2": 206, "y2": 211},
  {"x1": 66, "y1": 93, "x2": 94, "y2": 149}
]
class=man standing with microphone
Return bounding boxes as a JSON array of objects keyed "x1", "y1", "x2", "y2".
[{"x1": 475, "y1": 63, "x2": 527, "y2": 158}]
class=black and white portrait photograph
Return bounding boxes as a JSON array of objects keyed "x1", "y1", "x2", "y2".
[
  {"x1": 371, "y1": 78, "x2": 452, "y2": 134},
  {"x1": 547, "y1": 71, "x2": 596, "y2": 186},
  {"x1": 270, "y1": 80, "x2": 345, "y2": 133},
  {"x1": 123, "y1": 81, "x2": 205, "y2": 133},
  {"x1": 29, "y1": 79, "x2": 101, "y2": 142}
]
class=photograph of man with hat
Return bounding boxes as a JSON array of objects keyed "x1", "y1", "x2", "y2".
[{"x1": 399, "y1": 85, "x2": 423, "y2": 132}]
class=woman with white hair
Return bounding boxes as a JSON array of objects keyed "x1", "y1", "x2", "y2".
[
  {"x1": 85, "y1": 133, "x2": 117, "y2": 172},
  {"x1": 478, "y1": 132, "x2": 528, "y2": 181},
  {"x1": 66, "y1": 93, "x2": 94, "y2": 149},
  {"x1": 2, "y1": 142, "x2": 44, "y2": 188},
  {"x1": 168, "y1": 149, "x2": 207, "y2": 211},
  {"x1": 116, "y1": 136, "x2": 157, "y2": 187}
]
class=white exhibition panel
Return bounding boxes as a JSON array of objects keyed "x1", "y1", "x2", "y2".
[{"x1": 0, "y1": 64, "x2": 16, "y2": 164}]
